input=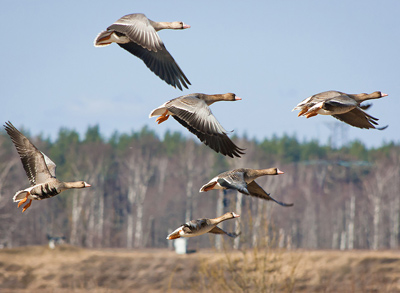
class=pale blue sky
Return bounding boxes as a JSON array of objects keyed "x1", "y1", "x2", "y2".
[{"x1": 1, "y1": 1, "x2": 399, "y2": 147}]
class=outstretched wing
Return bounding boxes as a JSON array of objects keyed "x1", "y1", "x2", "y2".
[
  {"x1": 41, "y1": 152, "x2": 57, "y2": 177},
  {"x1": 217, "y1": 177, "x2": 250, "y2": 195},
  {"x1": 168, "y1": 95, "x2": 227, "y2": 135},
  {"x1": 208, "y1": 226, "x2": 240, "y2": 238},
  {"x1": 4, "y1": 122, "x2": 54, "y2": 185},
  {"x1": 332, "y1": 107, "x2": 388, "y2": 130},
  {"x1": 322, "y1": 95, "x2": 357, "y2": 111},
  {"x1": 247, "y1": 181, "x2": 293, "y2": 207},
  {"x1": 183, "y1": 219, "x2": 209, "y2": 234},
  {"x1": 168, "y1": 96, "x2": 244, "y2": 157},
  {"x1": 108, "y1": 13, "x2": 163, "y2": 51},
  {"x1": 118, "y1": 42, "x2": 190, "y2": 90}
]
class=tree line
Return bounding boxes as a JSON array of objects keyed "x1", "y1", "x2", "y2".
[{"x1": 0, "y1": 125, "x2": 399, "y2": 250}]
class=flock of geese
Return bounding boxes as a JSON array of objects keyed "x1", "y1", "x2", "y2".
[{"x1": 4, "y1": 13, "x2": 389, "y2": 241}]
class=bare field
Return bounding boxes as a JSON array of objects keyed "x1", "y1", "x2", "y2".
[{"x1": 1, "y1": 245, "x2": 400, "y2": 292}]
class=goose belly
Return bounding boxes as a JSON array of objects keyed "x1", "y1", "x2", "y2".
[{"x1": 30, "y1": 183, "x2": 60, "y2": 199}]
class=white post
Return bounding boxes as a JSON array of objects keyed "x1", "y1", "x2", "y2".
[
  {"x1": 215, "y1": 190, "x2": 224, "y2": 250},
  {"x1": 234, "y1": 192, "x2": 243, "y2": 249},
  {"x1": 348, "y1": 194, "x2": 355, "y2": 250}
]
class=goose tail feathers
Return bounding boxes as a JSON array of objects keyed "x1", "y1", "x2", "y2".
[
  {"x1": 149, "y1": 106, "x2": 167, "y2": 118},
  {"x1": 94, "y1": 31, "x2": 113, "y2": 47},
  {"x1": 166, "y1": 227, "x2": 183, "y2": 240},
  {"x1": 13, "y1": 190, "x2": 29, "y2": 202}
]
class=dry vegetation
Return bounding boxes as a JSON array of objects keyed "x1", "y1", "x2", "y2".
[{"x1": 1, "y1": 245, "x2": 400, "y2": 292}]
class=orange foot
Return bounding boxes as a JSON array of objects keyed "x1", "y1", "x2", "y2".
[
  {"x1": 305, "y1": 105, "x2": 322, "y2": 118},
  {"x1": 156, "y1": 110, "x2": 170, "y2": 124},
  {"x1": 22, "y1": 200, "x2": 32, "y2": 213},
  {"x1": 298, "y1": 108, "x2": 309, "y2": 117},
  {"x1": 17, "y1": 193, "x2": 29, "y2": 208},
  {"x1": 305, "y1": 111, "x2": 319, "y2": 118}
]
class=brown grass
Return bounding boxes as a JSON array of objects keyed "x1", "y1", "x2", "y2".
[
  {"x1": 1, "y1": 245, "x2": 400, "y2": 292},
  {"x1": 199, "y1": 249, "x2": 400, "y2": 292}
]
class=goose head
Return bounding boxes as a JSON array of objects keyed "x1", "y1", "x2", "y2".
[
  {"x1": 223, "y1": 93, "x2": 242, "y2": 101},
  {"x1": 76, "y1": 181, "x2": 91, "y2": 188},
  {"x1": 170, "y1": 21, "x2": 191, "y2": 30},
  {"x1": 354, "y1": 91, "x2": 388, "y2": 102},
  {"x1": 203, "y1": 93, "x2": 242, "y2": 105}
]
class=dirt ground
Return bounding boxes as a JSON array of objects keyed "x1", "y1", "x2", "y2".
[{"x1": 1, "y1": 245, "x2": 400, "y2": 292}]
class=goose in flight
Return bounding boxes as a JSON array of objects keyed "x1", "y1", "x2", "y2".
[
  {"x1": 167, "y1": 212, "x2": 240, "y2": 239},
  {"x1": 150, "y1": 93, "x2": 245, "y2": 157},
  {"x1": 4, "y1": 122, "x2": 91, "y2": 212},
  {"x1": 200, "y1": 168, "x2": 293, "y2": 207},
  {"x1": 95, "y1": 13, "x2": 191, "y2": 90},
  {"x1": 292, "y1": 90, "x2": 388, "y2": 130}
]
